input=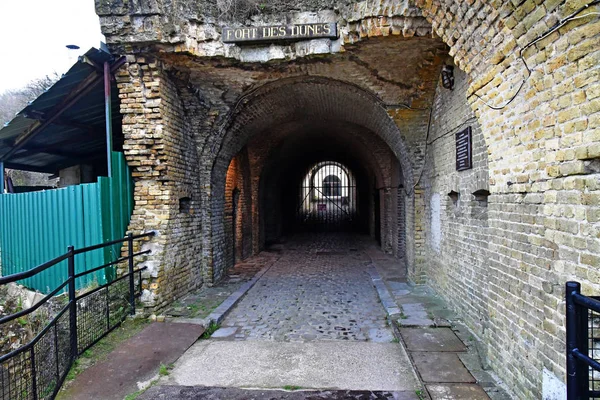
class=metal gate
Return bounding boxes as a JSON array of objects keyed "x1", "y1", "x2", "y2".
[
  {"x1": 566, "y1": 281, "x2": 600, "y2": 399},
  {"x1": 296, "y1": 161, "x2": 357, "y2": 231}
]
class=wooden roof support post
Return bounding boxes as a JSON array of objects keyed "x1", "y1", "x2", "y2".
[{"x1": 104, "y1": 61, "x2": 113, "y2": 178}]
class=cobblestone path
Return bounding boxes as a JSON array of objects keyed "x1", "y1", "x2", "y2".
[{"x1": 219, "y1": 233, "x2": 393, "y2": 342}]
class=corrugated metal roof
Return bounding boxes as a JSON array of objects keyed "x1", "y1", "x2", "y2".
[{"x1": 0, "y1": 47, "x2": 122, "y2": 173}]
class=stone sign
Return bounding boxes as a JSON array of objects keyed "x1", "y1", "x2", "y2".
[
  {"x1": 222, "y1": 23, "x2": 338, "y2": 44},
  {"x1": 456, "y1": 127, "x2": 472, "y2": 171}
]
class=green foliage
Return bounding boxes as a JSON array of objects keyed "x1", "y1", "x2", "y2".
[
  {"x1": 201, "y1": 322, "x2": 220, "y2": 339},
  {"x1": 65, "y1": 359, "x2": 80, "y2": 382},
  {"x1": 283, "y1": 385, "x2": 302, "y2": 391},
  {"x1": 123, "y1": 388, "x2": 144, "y2": 400},
  {"x1": 187, "y1": 303, "x2": 199, "y2": 315},
  {"x1": 159, "y1": 363, "x2": 169, "y2": 376},
  {"x1": 39, "y1": 380, "x2": 56, "y2": 398}
]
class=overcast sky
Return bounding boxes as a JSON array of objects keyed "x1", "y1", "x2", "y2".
[{"x1": 0, "y1": 0, "x2": 105, "y2": 93}]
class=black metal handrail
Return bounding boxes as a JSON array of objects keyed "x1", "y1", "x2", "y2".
[
  {"x1": 566, "y1": 281, "x2": 600, "y2": 399},
  {"x1": 0, "y1": 254, "x2": 71, "y2": 286},
  {"x1": 0, "y1": 231, "x2": 155, "y2": 400}
]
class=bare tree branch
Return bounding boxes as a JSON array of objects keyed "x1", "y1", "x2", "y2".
[{"x1": 0, "y1": 74, "x2": 61, "y2": 187}]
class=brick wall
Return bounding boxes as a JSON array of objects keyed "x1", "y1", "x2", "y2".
[
  {"x1": 422, "y1": 66, "x2": 492, "y2": 350},
  {"x1": 224, "y1": 148, "x2": 253, "y2": 270},
  {"x1": 116, "y1": 57, "x2": 206, "y2": 311},
  {"x1": 416, "y1": 1, "x2": 600, "y2": 397}
]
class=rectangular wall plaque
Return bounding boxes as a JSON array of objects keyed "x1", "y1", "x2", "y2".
[
  {"x1": 222, "y1": 23, "x2": 338, "y2": 44},
  {"x1": 456, "y1": 126, "x2": 472, "y2": 171}
]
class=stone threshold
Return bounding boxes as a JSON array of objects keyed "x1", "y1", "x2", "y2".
[{"x1": 366, "y1": 264, "x2": 402, "y2": 317}]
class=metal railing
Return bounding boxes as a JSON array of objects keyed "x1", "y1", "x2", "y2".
[
  {"x1": 0, "y1": 232, "x2": 155, "y2": 400},
  {"x1": 566, "y1": 281, "x2": 600, "y2": 399}
]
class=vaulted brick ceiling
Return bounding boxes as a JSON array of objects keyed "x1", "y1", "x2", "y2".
[{"x1": 165, "y1": 35, "x2": 449, "y2": 109}]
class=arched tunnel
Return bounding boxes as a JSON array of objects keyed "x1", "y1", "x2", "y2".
[{"x1": 212, "y1": 77, "x2": 413, "y2": 277}]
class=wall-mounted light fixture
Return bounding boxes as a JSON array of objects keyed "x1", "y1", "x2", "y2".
[{"x1": 441, "y1": 65, "x2": 454, "y2": 90}]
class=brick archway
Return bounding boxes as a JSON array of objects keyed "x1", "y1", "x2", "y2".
[{"x1": 209, "y1": 76, "x2": 415, "y2": 281}]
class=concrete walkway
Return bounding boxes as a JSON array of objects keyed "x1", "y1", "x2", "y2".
[
  {"x1": 139, "y1": 387, "x2": 420, "y2": 399},
  {"x1": 160, "y1": 234, "x2": 421, "y2": 395},
  {"x1": 57, "y1": 233, "x2": 513, "y2": 400},
  {"x1": 169, "y1": 341, "x2": 419, "y2": 391}
]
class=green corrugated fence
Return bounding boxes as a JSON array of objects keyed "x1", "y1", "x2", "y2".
[{"x1": 0, "y1": 152, "x2": 134, "y2": 293}]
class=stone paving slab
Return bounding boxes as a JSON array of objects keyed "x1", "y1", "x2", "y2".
[
  {"x1": 400, "y1": 328, "x2": 467, "y2": 352},
  {"x1": 426, "y1": 384, "x2": 490, "y2": 399},
  {"x1": 61, "y1": 322, "x2": 205, "y2": 400},
  {"x1": 411, "y1": 352, "x2": 476, "y2": 384},
  {"x1": 166, "y1": 340, "x2": 421, "y2": 392},
  {"x1": 139, "y1": 386, "x2": 422, "y2": 399},
  {"x1": 370, "y1": 251, "x2": 512, "y2": 399},
  {"x1": 398, "y1": 303, "x2": 434, "y2": 327}
]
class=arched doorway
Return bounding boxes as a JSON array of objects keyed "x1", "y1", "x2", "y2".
[
  {"x1": 212, "y1": 77, "x2": 413, "y2": 278},
  {"x1": 296, "y1": 161, "x2": 358, "y2": 232}
]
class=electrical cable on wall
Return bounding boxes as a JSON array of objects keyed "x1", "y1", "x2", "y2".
[
  {"x1": 427, "y1": 116, "x2": 478, "y2": 146},
  {"x1": 404, "y1": 105, "x2": 434, "y2": 197},
  {"x1": 384, "y1": 103, "x2": 430, "y2": 111},
  {"x1": 473, "y1": 0, "x2": 600, "y2": 110}
]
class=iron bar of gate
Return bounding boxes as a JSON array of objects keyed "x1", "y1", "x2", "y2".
[
  {"x1": 312, "y1": 185, "x2": 350, "y2": 216},
  {"x1": 296, "y1": 161, "x2": 357, "y2": 231},
  {"x1": 566, "y1": 281, "x2": 600, "y2": 399},
  {"x1": 297, "y1": 187, "x2": 311, "y2": 216},
  {"x1": 0, "y1": 231, "x2": 154, "y2": 400}
]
